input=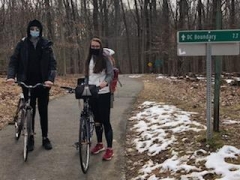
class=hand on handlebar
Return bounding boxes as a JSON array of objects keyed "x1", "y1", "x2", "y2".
[{"x1": 44, "y1": 81, "x2": 53, "y2": 87}]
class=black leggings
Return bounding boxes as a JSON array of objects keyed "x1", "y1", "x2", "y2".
[
  {"x1": 89, "y1": 93, "x2": 113, "y2": 148},
  {"x1": 22, "y1": 86, "x2": 50, "y2": 138}
]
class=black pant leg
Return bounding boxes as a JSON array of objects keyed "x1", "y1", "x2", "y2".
[
  {"x1": 37, "y1": 87, "x2": 50, "y2": 137},
  {"x1": 98, "y1": 93, "x2": 113, "y2": 148}
]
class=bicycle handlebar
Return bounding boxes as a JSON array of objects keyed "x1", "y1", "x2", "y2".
[
  {"x1": 16, "y1": 82, "x2": 45, "y2": 89},
  {"x1": 60, "y1": 85, "x2": 101, "y2": 94}
]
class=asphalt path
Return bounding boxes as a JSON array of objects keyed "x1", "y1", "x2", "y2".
[{"x1": 0, "y1": 75, "x2": 143, "y2": 180}]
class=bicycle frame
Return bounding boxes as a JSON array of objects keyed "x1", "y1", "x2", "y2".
[
  {"x1": 20, "y1": 82, "x2": 43, "y2": 135},
  {"x1": 60, "y1": 84, "x2": 97, "y2": 173},
  {"x1": 15, "y1": 82, "x2": 44, "y2": 161}
]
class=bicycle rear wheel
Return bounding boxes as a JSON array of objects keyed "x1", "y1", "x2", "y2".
[
  {"x1": 14, "y1": 98, "x2": 24, "y2": 140},
  {"x1": 79, "y1": 116, "x2": 91, "y2": 173},
  {"x1": 23, "y1": 110, "x2": 32, "y2": 162}
]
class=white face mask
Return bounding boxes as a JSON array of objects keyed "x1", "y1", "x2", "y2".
[{"x1": 30, "y1": 30, "x2": 40, "y2": 37}]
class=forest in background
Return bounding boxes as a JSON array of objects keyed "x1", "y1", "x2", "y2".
[{"x1": 0, "y1": 0, "x2": 240, "y2": 76}]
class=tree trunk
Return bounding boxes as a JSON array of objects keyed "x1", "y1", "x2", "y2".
[
  {"x1": 44, "y1": 0, "x2": 54, "y2": 40},
  {"x1": 120, "y1": 0, "x2": 132, "y2": 73},
  {"x1": 93, "y1": 0, "x2": 99, "y2": 37}
]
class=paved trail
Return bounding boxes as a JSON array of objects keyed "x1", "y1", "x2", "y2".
[{"x1": 0, "y1": 75, "x2": 143, "y2": 180}]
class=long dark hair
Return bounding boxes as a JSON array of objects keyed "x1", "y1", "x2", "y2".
[{"x1": 85, "y1": 38, "x2": 107, "y2": 76}]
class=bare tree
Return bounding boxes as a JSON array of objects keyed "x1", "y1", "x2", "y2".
[
  {"x1": 44, "y1": 0, "x2": 54, "y2": 40},
  {"x1": 92, "y1": 0, "x2": 99, "y2": 36},
  {"x1": 133, "y1": 0, "x2": 143, "y2": 73},
  {"x1": 120, "y1": 0, "x2": 133, "y2": 73}
]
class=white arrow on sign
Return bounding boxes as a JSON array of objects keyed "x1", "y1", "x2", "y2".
[{"x1": 181, "y1": 34, "x2": 186, "y2": 41}]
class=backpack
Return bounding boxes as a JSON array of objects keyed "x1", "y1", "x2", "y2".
[
  {"x1": 110, "y1": 68, "x2": 119, "y2": 93},
  {"x1": 103, "y1": 48, "x2": 121, "y2": 93}
]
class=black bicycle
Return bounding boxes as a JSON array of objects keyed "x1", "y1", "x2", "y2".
[
  {"x1": 61, "y1": 81, "x2": 99, "y2": 173},
  {"x1": 13, "y1": 82, "x2": 45, "y2": 161}
]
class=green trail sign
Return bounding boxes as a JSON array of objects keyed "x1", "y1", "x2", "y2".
[{"x1": 178, "y1": 29, "x2": 240, "y2": 43}]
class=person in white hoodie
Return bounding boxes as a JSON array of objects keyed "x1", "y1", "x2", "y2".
[{"x1": 84, "y1": 37, "x2": 114, "y2": 161}]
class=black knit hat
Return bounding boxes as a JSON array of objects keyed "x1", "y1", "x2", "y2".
[{"x1": 27, "y1": 19, "x2": 43, "y2": 37}]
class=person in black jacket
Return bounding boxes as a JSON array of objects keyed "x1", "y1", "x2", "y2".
[{"x1": 6, "y1": 19, "x2": 57, "y2": 151}]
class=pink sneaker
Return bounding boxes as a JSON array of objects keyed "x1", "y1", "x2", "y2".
[
  {"x1": 91, "y1": 143, "x2": 105, "y2": 154},
  {"x1": 102, "y1": 148, "x2": 114, "y2": 161}
]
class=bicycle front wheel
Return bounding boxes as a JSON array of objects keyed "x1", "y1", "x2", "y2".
[
  {"x1": 23, "y1": 110, "x2": 32, "y2": 162},
  {"x1": 79, "y1": 116, "x2": 91, "y2": 173}
]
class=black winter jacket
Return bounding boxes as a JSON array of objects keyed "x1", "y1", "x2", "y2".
[{"x1": 7, "y1": 37, "x2": 57, "y2": 83}]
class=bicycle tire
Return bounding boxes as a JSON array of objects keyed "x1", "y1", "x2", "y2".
[
  {"x1": 23, "y1": 110, "x2": 32, "y2": 162},
  {"x1": 79, "y1": 116, "x2": 91, "y2": 173},
  {"x1": 14, "y1": 98, "x2": 24, "y2": 140}
]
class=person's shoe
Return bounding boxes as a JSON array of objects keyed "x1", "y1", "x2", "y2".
[
  {"x1": 42, "y1": 137, "x2": 52, "y2": 150},
  {"x1": 28, "y1": 135, "x2": 34, "y2": 152},
  {"x1": 91, "y1": 143, "x2": 105, "y2": 154},
  {"x1": 102, "y1": 148, "x2": 114, "y2": 161}
]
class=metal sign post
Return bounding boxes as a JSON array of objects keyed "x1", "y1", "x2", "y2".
[{"x1": 206, "y1": 43, "x2": 212, "y2": 139}]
